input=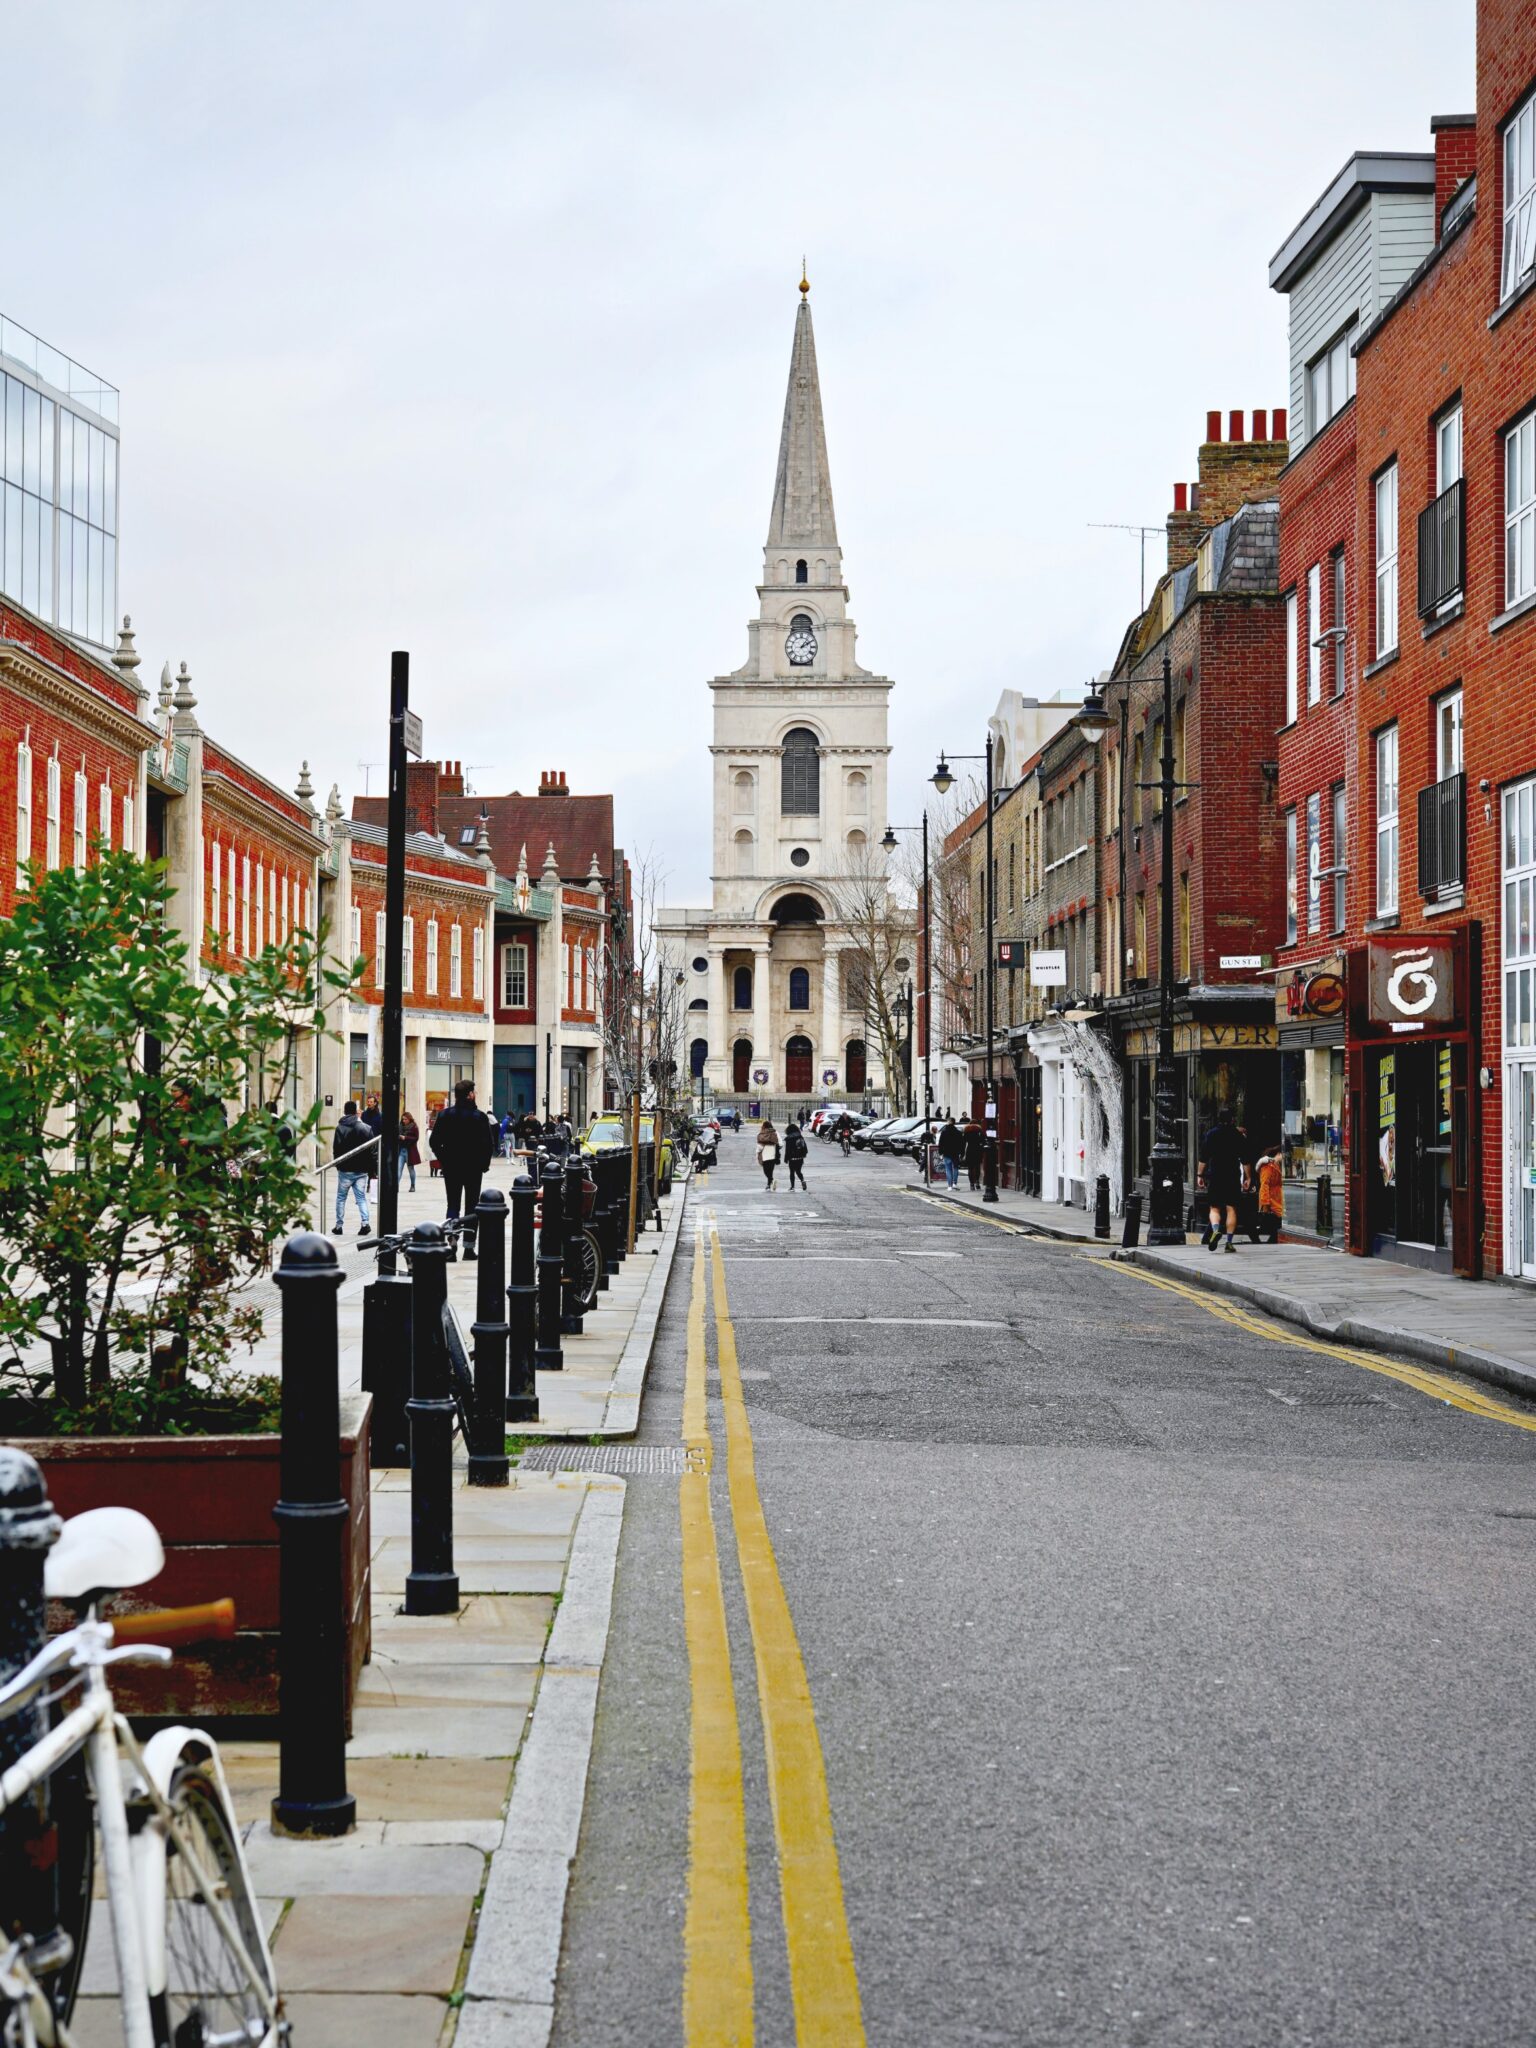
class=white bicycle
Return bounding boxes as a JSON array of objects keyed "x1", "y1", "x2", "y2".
[{"x1": 0, "y1": 1507, "x2": 281, "y2": 2048}]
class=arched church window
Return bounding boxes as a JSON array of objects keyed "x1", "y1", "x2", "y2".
[
  {"x1": 846, "y1": 770, "x2": 868, "y2": 815},
  {"x1": 733, "y1": 771, "x2": 754, "y2": 813},
  {"x1": 733, "y1": 965, "x2": 753, "y2": 1010},
  {"x1": 847, "y1": 829, "x2": 867, "y2": 856},
  {"x1": 789, "y1": 967, "x2": 810, "y2": 1011},
  {"x1": 734, "y1": 830, "x2": 754, "y2": 876},
  {"x1": 795, "y1": 559, "x2": 808, "y2": 584},
  {"x1": 781, "y1": 727, "x2": 820, "y2": 816},
  {"x1": 690, "y1": 1038, "x2": 708, "y2": 1079},
  {"x1": 815, "y1": 558, "x2": 828, "y2": 583},
  {"x1": 688, "y1": 997, "x2": 708, "y2": 1011}
]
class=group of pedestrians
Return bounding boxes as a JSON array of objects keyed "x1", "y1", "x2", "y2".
[
  {"x1": 755, "y1": 1117, "x2": 808, "y2": 1192},
  {"x1": 1198, "y1": 1106, "x2": 1284, "y2": 1253},
  {"x1": 934, "y1": 1115, "x2": 984, "y2": 1190},
  {"x1": 333, "y1": 1078, "x2": 533, "y2": 1256}
]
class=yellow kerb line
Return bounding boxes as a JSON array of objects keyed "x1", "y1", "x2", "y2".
[
  {"x1": 680, "y1": 1222, "x2": 754, "y2": 2046},
  {"x1": 1099, "y1": 1256, "x2": 1536, "y2": 1434},
  {"x1": 708, "y1": 1225, "x2": 867, "y2": 2048}
]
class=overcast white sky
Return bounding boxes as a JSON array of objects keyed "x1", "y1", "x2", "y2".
[{"x1": 6, "y1": 1, "x2": 1473, "y2": 903}]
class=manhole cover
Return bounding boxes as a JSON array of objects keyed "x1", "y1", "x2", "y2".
[
  {"x1": 1265, "y1": 1387, "x2": 1390, "y2": 1409},
  {"x1": 516, "y1": 1443, "x2": 695, "y2": 1474}
]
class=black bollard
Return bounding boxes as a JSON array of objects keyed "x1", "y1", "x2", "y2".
[
  {"x1": 1315, "y1": 1173, "x2": 1333, "y2": 1239},
  {"x1": 360, "y1": 1271, "x2": 412, "y2": 1469},
  {"x1": 1120, "y1": 1192, "x2": 1144, "y2": 1249},
  {"x1": 0, "y1": 1449, "x2": 62, "y2": 1946},
  {"x1": 403, "y1": 1222, "x2": 460, "y2": 1615},
  {"x1": 1094, "y1": 1174, "x2": 1111, "y2": 1240},
  {"x1": 592, "y1": 1156, "x2": 615, "y2": 1289},
  {"x1": 536, "y1": 1159, "x2": 565, "y2": 1371},
  {"x1": 469, "y1": 1188, "x2": 511, "y2": 1487},
  {"x1": 272, "y1": 1232, "x2": 357, "y2": 1837},
  {"x1": 597, "y1": 1156, "x2": 620, "y2": 1276},
  {"x1": 613, "y1": 1151, "x2": 630, "y2": 1264},
  {"x1": 561, "y1": 1158, "x2": 588, "y2": 1335},
  {"x1": 507, "y1": 1173, "x2": 541, "y2": 1422}
]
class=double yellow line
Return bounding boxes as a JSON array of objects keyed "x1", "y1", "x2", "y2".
[{"x1": 679, "y1": 1219, "x2": 866, "y2": 2046}]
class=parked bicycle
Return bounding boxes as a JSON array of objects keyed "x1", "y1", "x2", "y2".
[{"x1": 0, "y1": 1505, "x2": 279, "y2": 2048}]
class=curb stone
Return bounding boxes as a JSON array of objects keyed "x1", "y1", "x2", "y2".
[
  {"x1": 1121, "y1": 1246, "x2": 1536, "y2": 1404},
  {"x1": 459, "y1": 1477, "x2": 627, "y2": 2044},
  {"x1": 601, "y1": 1181, "x2": 690, "y2": 1434}
]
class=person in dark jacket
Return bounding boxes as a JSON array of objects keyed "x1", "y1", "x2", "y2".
[
  {"x1": 332, "y1": 1101, "x2": 376, "y2": 1235},
  {"x1": 962, "y1": 1118, "x2": 985, "y2": 1191},
  {"x1": 1200, "y1": 1105, "x2": 1247, "y2": 1253},
  {"x1": 936, "y1": 1116, "x2": 964, "y2": 1188},
  {"x1": 430, "y1": 1079, "x2": 496, "y2": 1256},
  {"x1": 398, "y1": 1109, "x2": 421, "y2": 1193},
  {"x1": 784, "y1": 1118, "x2": 808, "y2": 1191}
]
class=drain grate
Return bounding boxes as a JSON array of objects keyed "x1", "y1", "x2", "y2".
[
  {"x1": 1265, "y1": 1386, "x2": 1390, "y2": 1409},
  {"x1": 516, "y1": 1442, "x2": 694, "y2": 1475}
]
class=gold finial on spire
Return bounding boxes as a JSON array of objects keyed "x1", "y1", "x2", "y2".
[{"x1": 799, "y1": 256, "x2": 809, "y2": 296}]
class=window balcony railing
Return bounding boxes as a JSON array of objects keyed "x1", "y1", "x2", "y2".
[
  {"x1": 1417, "y1": 476, "x2": 1465, "y2": 616},
  {"x1": 1417, "y1": 771, "x2": 1466, "y2": 899}
]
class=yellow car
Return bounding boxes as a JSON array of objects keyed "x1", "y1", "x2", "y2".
[{"x1": 581, "y1": 1114, "x2": 676, "y2": 1193}]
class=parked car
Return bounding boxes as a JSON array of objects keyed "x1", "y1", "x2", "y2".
[
  {"x1": 810, "y1": 1104, "x2": 851, "y2": 1136},
  {"x1": 581, "y1": 1113, "x2": 676, "y2": 1192},
  {"x1": 717, "y1": 1106, "x2": 742, "y2": 1130},
  {"x1": 871, "y1": 1115, "x2": 930, "y2": 1155},
  {"x1": 888, "y1": 1117, "x2": 943, "y2": 1159},
  {"x1": 852, "y1": 1116, "x2": 900, "y2": 1151}
]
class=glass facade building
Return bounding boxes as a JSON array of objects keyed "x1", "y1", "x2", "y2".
[{"x1": 0, "y1": 314, "x2": 119, "y2": 647}]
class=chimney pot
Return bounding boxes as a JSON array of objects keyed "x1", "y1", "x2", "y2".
[
  {"x1": 1229, "y1": 408, "x2": 1244, "y2": 443},
  {"x1": 1190, "y1": 483, "x2": 1201, "y2": 510},
  {"x1": 1174, "y1": 483, "x2": 1188, "y2": 512},
  {"x1": 1273, "y1": 405, "x2": 1287, "y2": 441},
  {"x1": 1206, "y1": 410, "x2": 1222, "y2": 443},
  {"x1": 1253, "y1": 408, "x2": 1268, "y2": 441}
]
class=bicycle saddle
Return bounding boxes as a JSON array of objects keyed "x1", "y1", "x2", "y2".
[{"x1": 45, "y1": 1506, "x2": 165, "y2": 1601}]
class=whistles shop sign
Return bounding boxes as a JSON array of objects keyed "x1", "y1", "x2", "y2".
[{"x1": 1365, "y1": 937, "x2": 1458, "y2": 1033}]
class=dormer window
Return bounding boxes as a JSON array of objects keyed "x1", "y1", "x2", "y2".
[
  {"x1": 795, "y1": 559, "x2": 808, "y2": 583},
  {"x1": 458, "y1": 826, "x2": 476, "y2": 845},
  {"x1": 1306, "y1": 322, "x2": 1356, "y2": 437}
]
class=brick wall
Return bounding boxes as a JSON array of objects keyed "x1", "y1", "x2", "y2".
[
  {"x1": 200, "y1": 794, "x2": 319, "y2": 969},
  {"x1": 349, "y1": 853, "x2": 492, "y2": 1016},
  {"x1": 1, "y1": 679, "x2": 146, "y2": 915}
]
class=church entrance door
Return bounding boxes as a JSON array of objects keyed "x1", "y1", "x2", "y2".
[
  {"x1": 785, "y1": 1036, "x2": 814, "y2": 1093},
  {"x1": 733, "y1": 1039, "x2": 753, "y2": 1093}
]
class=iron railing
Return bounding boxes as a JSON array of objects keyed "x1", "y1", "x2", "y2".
[
  {"x1": 1417, "y1": 771, "x2": 1466, "y2": 898},
  {"x1": 1417, "y1": 476, "x2": 1465, "y2": 617}
]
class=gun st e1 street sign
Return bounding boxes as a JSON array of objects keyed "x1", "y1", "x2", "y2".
[{"x1": 402, "y1": 709, "x2": 424, "y2": 759}]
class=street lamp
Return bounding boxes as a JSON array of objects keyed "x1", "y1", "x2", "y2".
[
  {"x1": 932, "y1": 739, "x2": 999, "y2": 1201},
  {"x1": 1145, "y1": 650, "x2": 1185, "y2": 1244},
  {"x1": 881, "y1": 812, "x2": 933, "y2": 1122}
]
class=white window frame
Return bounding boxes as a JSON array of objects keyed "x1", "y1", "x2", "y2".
[
  {"x1": 1502, "y1": 87, "x2": 1536, "y2": 302},
  {"x1": 45, "y1": 757, "x2": 60, "y2": 870},
  {"x1": 1332, "y1": 551, "x2": 1347, "y2": 696},
  {"x1": 1284, "y1": 807, "x2": 1298, "y2": 946},
  {"x1": 426, "y1": 918, "x2": 439, "y2": 995},
  {"x1": 1307, "y1": 563, "x2": 1322, "y2": 706},
  {"x1": 1437, "y1": 688, "x2": 1464, "y2": 781},
  {"x1": 1503, "y1": 776, "x2": 1536, "y2": 1051},
  {"x1": 121, "y1": 788, "x2": 133, "y2": 855},
  {"x1": 211, "y1": 841, "x2": 222, "y2": 940},
  {"x1": 255, "y1": 863, "x2": 264, "y2": 951},
  {"x1": 375, "y1": 910, "x2": 386, "y2": 989},
  {"x1": 15, "y1": 740, "x2": 31, "y2": 887},
  {"x1": 1306, "y1": 322, "x2": 1356, "y2": 435},
  {"x1": 348, "y1": 904, "x2": 362, "y2": 966},
  {"x1": 1331, "y1": 783, "x2": 1347, "y2": 934},
  {"x1": 269, "y1": 867, "x2": 278, "y2": 945},
  {"x1": 1306, "y1": 791, "x2": 1321, "y2": 936},
  {"x1": 472, "y1": 923, "x2": 484, "y2": 1001},
  {"x1": 403, "y1": 914, "x2": 414, "y2": 992},
  {"x1": 1374, "y1": 465, "x2": 1399, "y2": 658},
  {"x1": 502, "y1": 939, "x2": 529, "y2": 1010},
  {"x1": 1436, "y1": 404, "x2": 1463, "y2": 494},
  {"x1": 241, "y1": 854, "x2": 251, "y2": 956},
  {"x1": 281, "y1": 873, "x2": 290, "y2": 942},
  {"x1": 98, "y1": 779, "x2": 111, "y2": 850},
  {"x1": 1506, "y1": 413, "x2": 1536, "y2": 609},
  {"x1": 226, "y1": 848, "x2": 235, "y2": 943},
  {"x1": 449, "y1": 922, "x2": 463, "y2": 999},
  {"x1": 1375, "y1": 726, "x2": 1399, "y2": 919},
  {"x1": 71, "y1": 771, "x2": 86, "y2": 872},
  {"x1": 1284, "y1": 589, "x2": 1298, "y2": 724}
]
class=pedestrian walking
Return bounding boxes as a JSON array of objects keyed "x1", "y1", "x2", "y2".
[
  {"x1": 784, "y1": 1118, "x2": 808, "y2": 1191},
  {"x1": 331, "y1": 1100, "x2": 377, "y2": 1236},
  {"x1": 962, "y1": 1118, "x2": 984, "y2": 1191},
  {"x1": 756, "y1": 1118, "x2": 780, "y2": 1191},
  {"x1": 498, "y1": 1110, "x2": 516, "y2": 1159},
  {"x1": 361, "y1": 1092, "x2": 384, "y2": 1201},
  {"x1": 936, "y1": 1115, "x2": 963, "y2": 1188},
  {"x1": 398, "y1": 1108, "x2": 421, "y2": 1194},
  {"x1": 430, "y1": 1078, "x2": 497, "y2": 1256},
  {"x1": 1255, "y1": 1143, "x2": 1284, "y2": 1244},
  {"x1": 1200, "y1": 1105, "x2": 1247, "y2": 1252}
]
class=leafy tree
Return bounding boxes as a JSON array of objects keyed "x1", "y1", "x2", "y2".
[{"x1": 0, "y1": 849, "x2": 356, "y2": 1430}]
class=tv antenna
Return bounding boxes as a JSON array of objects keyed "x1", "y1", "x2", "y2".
[
  {"x1": 357, "y1": 761, "x2": 384, "y2": 796},
  {"x1": 462, "y1": 764, "x2": 496, "y2": 798},
  {"x1": 1088, "y1": 522, "x2": 1166, "y2": 610}
]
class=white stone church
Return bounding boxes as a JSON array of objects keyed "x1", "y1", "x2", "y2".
[{"x1": 656, "y1": 281, "x2": 896, "y2": 1105}]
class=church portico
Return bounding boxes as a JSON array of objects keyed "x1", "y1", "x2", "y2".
[{"x1": 655, "y1": 274, "x2": 897, "y2": 1112}]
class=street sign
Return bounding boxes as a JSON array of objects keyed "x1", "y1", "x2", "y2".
[
  {"x1": 1220, "y1": 953, "x2": 1262, "y2": 969},
  {"x1": 1030, "y1": 949, "x2": 1067, "y2": 988},
  {"x1": 997, "y1": 939, "x2": 1026, "y2": 968},
  {"x1": 402, "y1": 709, "x2": 424, "y2": 759}
]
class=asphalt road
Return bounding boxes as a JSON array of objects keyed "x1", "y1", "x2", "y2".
[{"x1": 548, "y1": 1132, "x2": 1536, "y2": 2048}]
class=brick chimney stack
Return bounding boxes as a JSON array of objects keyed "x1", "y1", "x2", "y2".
[
  {"x1": 405, "y1": 760, "x2": 440, "y2": 836},
  {"x1": 1166, "y1": 480, "x2": 1203, "y2": 573},
  {"x1": 538, "y1": 770, "x2": 570, "y2": 797},
  {"x1": 439, "y1": 759, "x2": 465, "y2": 797},
  {"x1": 1196, "y1": 408, "x2": 1289, "y2": 528},
  {"x1": 1431, "y1": 113, "x2": 1477, "y2": 229}
]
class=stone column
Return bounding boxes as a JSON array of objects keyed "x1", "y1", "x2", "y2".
[
  {"x1": 751, "y1": 939, "x2": 772, "y2": 1094},
  {"x1": 820, "y1": 939, "x2": 842, "y2": 1095},
  {"x1": 706, "y1": 943, "x2": 727, "y2": 1080}
]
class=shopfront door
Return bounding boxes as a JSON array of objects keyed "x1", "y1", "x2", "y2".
[
  {"x1": 1372, "y1": 1043, "x2": 1456, "y2": 1258},
  {"x1": 1516, "y1": 1066, "x2": 1536, "y2": 1279}
]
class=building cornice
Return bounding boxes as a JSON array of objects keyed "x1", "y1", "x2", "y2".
[
  {"x1": 0, "y1": 646, "x2": 154, "y2": 756},
  {"x1": 202, "y1": 772, "x2": 325, "y2": 863}
]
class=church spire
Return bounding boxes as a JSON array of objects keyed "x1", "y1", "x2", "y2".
[{"x1": 766, "y1": 280, "x2": 838, "y2": 551}]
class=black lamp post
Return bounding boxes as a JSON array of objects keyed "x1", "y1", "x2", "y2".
[
  {"x1": 932, "y1": 741, "x2": 999, "y2": 1201},
  {"x1": 1127, "y1": 650, "x2": 1186, "y2": 1244},
  {"x1": 881, "y1": 811, "x2": 932, "y2": 1121}
]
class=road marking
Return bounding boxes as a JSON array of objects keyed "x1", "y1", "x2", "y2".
[
  {"x1": 680, "y1": 1225, "x2": 754, "y2": 2045},
  {"x1": 732, "y1": 1314, "x2": 1008, "y2": 1328},
  {"x1": 709, "y1": 1226, "x2": 867, "y2": 2048},
  {"x1": 899, "y1": 1187, "x2": 1035, "y2": 1234},
  {"x1": 1100, "y1": 1258, "x2": 1536, "y2": 1434}
]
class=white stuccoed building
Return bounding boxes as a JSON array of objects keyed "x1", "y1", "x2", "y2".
[{"x1": 657, "y1": 280, "x2": 897, "y2": 1108}]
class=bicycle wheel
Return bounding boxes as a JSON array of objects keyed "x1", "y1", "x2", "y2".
[
  {"x1": 156, "y1": 1765, "x2": 275, "y2": 2048},
  {"x1": 576, "y1": 1226, "x2": 602, "y2": 1312}
]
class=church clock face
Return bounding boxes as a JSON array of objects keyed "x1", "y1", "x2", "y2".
[{"x1": 785, "y1": 614, "x2": 817, "y2": 667}]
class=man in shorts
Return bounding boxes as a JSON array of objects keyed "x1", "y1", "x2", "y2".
[{"x1": 1199, "y1": 1105, "x2": 1247, "y2": 1253}]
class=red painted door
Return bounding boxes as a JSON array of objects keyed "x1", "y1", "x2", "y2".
[
  {"x1": 733, "y1": 1040, "x2": 752, "y2": 1092},
  {"x1": 786, "y1": 1036, "x2": 813, "y2": 1093}
]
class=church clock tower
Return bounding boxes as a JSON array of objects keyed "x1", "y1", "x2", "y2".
[{"x1": 656, "y1": 276, "x2": 896, "y2": 1106}]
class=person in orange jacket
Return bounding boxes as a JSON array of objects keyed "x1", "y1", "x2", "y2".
[{"x1": 1255, "y1": 1143, "x2": 1285, "y2": 1244}]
